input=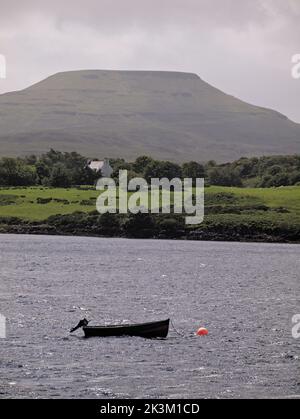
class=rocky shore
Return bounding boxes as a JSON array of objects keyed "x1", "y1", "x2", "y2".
[{"x1": 1, "y1": 212, "x2": 299, "y2": 244}]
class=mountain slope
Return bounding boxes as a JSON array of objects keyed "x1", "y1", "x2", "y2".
[{"x1": 0, "y1": 70, "x2": 299, "y2": 161}]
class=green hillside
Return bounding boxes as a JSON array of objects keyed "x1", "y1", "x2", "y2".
[{"x1": 1, "y1": 70, "x2": 300, "y2": 161}]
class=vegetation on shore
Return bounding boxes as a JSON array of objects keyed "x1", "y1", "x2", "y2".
[
  {"x1": 0, "y1": 185, "x2": 299, "y2": 243},
  {"x1": 1, "y1": 150, "x2": 300, "y2": 188},
  {"x1": 0, "y1": 149, "x2": 299, "y2": 243}
]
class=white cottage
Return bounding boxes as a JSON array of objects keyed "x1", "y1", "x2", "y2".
[{"x1": 87, "y1": 158, "x2": 113, "y2": 177}]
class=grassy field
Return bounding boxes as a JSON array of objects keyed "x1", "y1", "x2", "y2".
[
  {"x1": 208, "y1": 186, "x2": 300, "y2": 214},
  {"x1": 0, "y1": 186, "x2": 99, "y2": 220},
  {"x1": 205, "y1": 186, "x2": 300, "y2": 226},
  {"x1": 0, "y1": 185, "x2": 300, "y2": 225}
]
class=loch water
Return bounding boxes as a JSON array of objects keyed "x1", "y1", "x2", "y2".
[{"x1": 0, "y1": 234, "x2": 299, "y2": 399}]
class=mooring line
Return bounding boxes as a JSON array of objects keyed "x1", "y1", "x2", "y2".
[{"x1": 170, "y1": 318, "x2": 187, "y2": 337}]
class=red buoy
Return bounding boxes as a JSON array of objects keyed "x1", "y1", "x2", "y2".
[{"x1": 196, "y1": 327, "x2": 208, "y2": 336}]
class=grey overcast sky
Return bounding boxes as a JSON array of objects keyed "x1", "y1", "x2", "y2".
[{"x1": 0, "y1": 0, "x2": 300, "y2": 121}]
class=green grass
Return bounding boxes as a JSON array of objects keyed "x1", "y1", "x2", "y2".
[
  {"x1": 206, "y1": 186, "x2": 300, "y2": 224},
  {"x1": 203, "y1": 186, "x2": 300, "y2": 228},
  {"x1": 0, "y1": 185, "x2": 300, "y2": 226},
  {"x1": 0, "y1": 186, "x2": 99, "y2": 220},
  {"x1": 208, "y1": 186, "x2": 300, "y2": 213}
]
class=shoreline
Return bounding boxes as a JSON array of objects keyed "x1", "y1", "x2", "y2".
[
  {"x1": 1, "y1": 224, "x2": 299, "y2": 244},
  {"x1": 1, "y1": 185, "x2": 300, "y2": 245}
]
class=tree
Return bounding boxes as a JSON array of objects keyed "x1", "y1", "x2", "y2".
[
  {"x1": 35, "y1": 161, "x2": 51, "y2": 184},
  {"x1": 259, "y1": 172, "x2": 290, "y2": 187},
  {"x1": 208, "y1": 167, "x2": 242, "y2": 187},
  {"x1": 233, "y1": 157, "x2": 259, "y2": 178},
  {"x1": 182, "y1": 161, "x2": 205, "y2": 179},
  {"x1": 110, "y1": 158, "x2": 133, "y2": 179},
  {"x1": 24, "y1": 155, "x2": 37, "y2": 165},
  {"x1": 289, "y1": 170, "x2": 300, "y2": 185},
  {"x1": 133, "y1": 156, "x2": 154, "y2": 174},
  {"x1": 205, "y1": 160, "x2": 217, "y2": 169},
  {"x1": 269, "y1": 172, "x2": 290, "y2": 187},
  {"x1": 48, "y1": 163, "x2": 71, "y2": 187},
  {"x1": 268, "y1": 165, "x2": 283, "y2": 176},
  {"x1": 144, "y1": 161, "x2": 182, "y2": 182},
  {"x1": 0, "y1": 158, "x2": 37, "y2": 186}
]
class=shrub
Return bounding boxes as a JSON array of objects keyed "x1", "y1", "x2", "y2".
[{"x1": 37, "y1": 197, "x2": 52, "y2": 204}]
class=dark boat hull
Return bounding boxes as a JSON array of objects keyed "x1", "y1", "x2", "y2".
[{"x1": 83, "y1": 319, "x2": 170, "y2": 339}]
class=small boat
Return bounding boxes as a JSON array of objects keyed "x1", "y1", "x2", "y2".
[{"x1": 70, "y1": 318, "x2": 170, "y2": 339}]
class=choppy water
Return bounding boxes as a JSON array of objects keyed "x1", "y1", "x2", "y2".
[{"x1": 0, "y1": 234, "x2": 299, "y2": 399}]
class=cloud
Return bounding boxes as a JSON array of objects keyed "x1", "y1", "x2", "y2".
[{"x1": 0, "y1": 0, "x2": 299, "y2": 121}]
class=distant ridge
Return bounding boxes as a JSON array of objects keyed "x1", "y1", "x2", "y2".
[{"x1": 0, "y1": 70, "x2": 299, "y2": 161}]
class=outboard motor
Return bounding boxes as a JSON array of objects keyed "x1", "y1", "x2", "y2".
[{"x1": 70, "y1": 318, "x2": 89, "y2": 333}]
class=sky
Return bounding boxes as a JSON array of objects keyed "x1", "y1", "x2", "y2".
[{"x1": 0, "y1": 0, "x2": 300, "y2": 122}]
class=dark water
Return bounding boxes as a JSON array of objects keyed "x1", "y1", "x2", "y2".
[{"x1": 0, "y1": 234, "x2": 299, "y2": 399}]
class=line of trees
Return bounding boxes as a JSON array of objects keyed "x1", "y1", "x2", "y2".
[
  {"x1": 0, "y1": 150, "x2": 299, "y2": 188},
  {"x1": 0, "y1": 150, "x2": 98, "y2": 187},
  {"x1": 108, "y1": 155, "x2": 300, "y2": 188}
]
